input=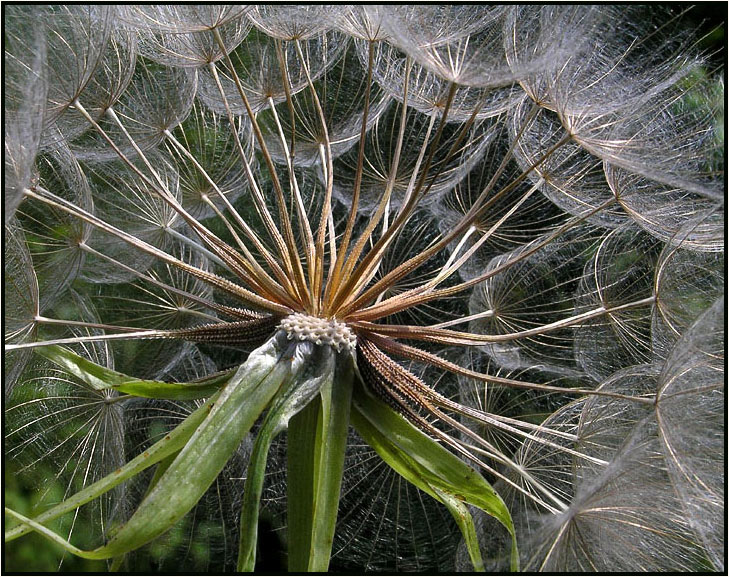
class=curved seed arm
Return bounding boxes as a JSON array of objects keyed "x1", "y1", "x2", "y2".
[{"x1": 353, "y1": 296, "x2": 655, "y2": 346}]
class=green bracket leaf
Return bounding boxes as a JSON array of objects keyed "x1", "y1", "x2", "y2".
[
  {"x1": 436, "y1": 489, "x2": 485, "y2": 572},
  {"x1": 5, "y1": 388, "x2": 221, "y2": 543},
  {"x1": 6, "y1": 334, "x2": 296, "y2": 560},
  {"x1": 286, "y1": 399, "x2": 318, "y2": 570},
  {"x1": 237, "y1": 343, "x2": 329, "y2": 571},
  {"x1": 35, "y1": 345, "x2": 235, "y2": 399},
  {"x1": 351, "y1": 378, "x2": 519, "y2": 572}
]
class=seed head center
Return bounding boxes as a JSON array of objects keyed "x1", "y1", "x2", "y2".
[{"x1": 279, "y1": 312, "x2": 356, "y2": 352}]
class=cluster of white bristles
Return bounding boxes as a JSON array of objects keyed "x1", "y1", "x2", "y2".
[{"x1": 279, "y1": 313, "x2": 357, "y2": 352}]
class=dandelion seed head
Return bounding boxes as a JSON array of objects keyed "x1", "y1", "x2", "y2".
[{"x1": 3, "y1": 4, "x2": 724, "y2": 572}]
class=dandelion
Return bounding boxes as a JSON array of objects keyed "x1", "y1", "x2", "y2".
[{"x1": 4, "y1": 5, "x2": 724, "y2": 572}]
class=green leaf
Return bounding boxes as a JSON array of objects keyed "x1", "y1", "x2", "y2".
[
  {"x1": 351, "y1": 378, "x2": 519, "y2": 572},
  {"x1": 90, "y1": 335, "x2": 296, "y2": 558},
  {"x1": 35, "y1": 345, "x2": 234, "y2": 399},
  {"x1": 436, "y1": 489, "x2": 485, "y2": 572},
  {"x1": 286, "y1": 397, "x2": 319, "y2": 571},
  {"x1": 5, "y1": 389, "x2": 221, "y2": 544},
  {"x1": 5, "y1": 508, "x2": 97, "y2": 559},
  {"x1": 143, "y1": 451, "x2": 180, "y2": 498},
  {"x1": 7, "y1": 334, "x2": 296, "y2": 560},
  {"x1": 307, "y1": 352, "x2": 353, "y2": 571},
  {"x1": 115, "y1": 370, "x2": 236, "y2": 400}
]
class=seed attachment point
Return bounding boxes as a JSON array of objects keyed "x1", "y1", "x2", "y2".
[{"x1": 279, "y1": 313, "x2": 356, "y2": 352}]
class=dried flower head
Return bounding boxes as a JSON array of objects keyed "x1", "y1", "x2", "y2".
[{"x1": 4, "y1": 5, "x2": 724, "y2": 573}]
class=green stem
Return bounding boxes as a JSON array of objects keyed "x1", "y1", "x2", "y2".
[
  {"x1": 287, "y1": 352, "x2": 354, "y2": 572},
  {"x1": 237, "y1": 343, "x2": 329, "y2": 571}
]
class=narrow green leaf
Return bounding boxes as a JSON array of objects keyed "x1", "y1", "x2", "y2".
[
  {"x1": 307, "y1": 352, "x2": 353, "y2": 572},
  {"x1": 7, "y1": 334, "x2": 295, "y2": 560},
  {"x1": 308, "y1": 353, "x2": 354, "y2": 572},
  {"x1": 144, "y1": 451, "x2": 180, "y2": 497},
  {"x1": 85, "y1": 451, "x2": 180, "y2": 572},
  {"x1": 34, "y1": 345, "x2": 132, "y2": 391},
  {"x1": 351, "y1": 379, "x2": 518, "y2": 572},
  {"x1": 115, "y1": 370, "x2": 235, "y2": 400},
  {"x1": 5, "y1": 508, "x2": 98, "y2": 559},
  {"x1": 89, "y1": 335, "x2": 296, "y2": 558},
  {"x1": 109, "y1": 555, "x2": 125, "y2": 572},
  {"x1": 236, "y1": 410, "x2": 286, "y2": 572},
  {"x1": 5, "y1": 389, "x2": 220, "y2": 543},
  {"x1": 435, "y1": 489, "x2": 485, "y2": 572},
  {"x1": 36, "y1": 345, "x2": 234, "y2": 399}
]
